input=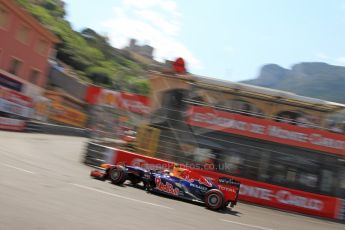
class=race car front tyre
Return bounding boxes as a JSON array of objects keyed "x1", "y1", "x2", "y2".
[
  {"x1": 109, "y1": 165, "x2": 127, "y2": 185},
  {"x1": 205, "y1": 189, "x2": 225, "y2": 210}
]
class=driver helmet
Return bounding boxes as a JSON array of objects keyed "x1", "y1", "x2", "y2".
[
  {"x1": 163, "y1": 169, "x2": 170, "y2": 175},
  {"x1": 170, "y1": 164, "x2": 187, "y2": 178}
]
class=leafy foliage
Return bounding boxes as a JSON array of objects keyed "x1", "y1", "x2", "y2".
[{"x1": 15, "y1": 0, "x2": 150, "y2": 95}]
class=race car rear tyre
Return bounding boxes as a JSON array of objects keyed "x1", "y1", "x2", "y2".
[
  {"x1": 109, "y1": 165, "x2": 127, "y2": 185},
  {"x1": 205, "y1": 189, "x2": 225, "y2": 210}
]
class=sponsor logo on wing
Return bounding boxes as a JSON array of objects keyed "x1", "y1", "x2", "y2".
[
  {"x1": 155, "y1": 177, "x2": 179, "y2": 196},
  {"x1": 218, "y1": 185, "x2": 236, "y2": 193}
]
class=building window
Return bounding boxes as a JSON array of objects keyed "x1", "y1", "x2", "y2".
[
  {"x1": 16, "y1": 25, "x2": 31, "y2": 44},
  {"x1": 35, "y1": 39, "x2": 49, "y2": 56},
  {"x1": 28, "y1": 69, "x2": 40, "y2": 84},
  {"x1": 0, "y1": 4, "x2": 9, "y2": 29},
  {"x1": 8, "y1": 58, "x2": 22, "y2": 75}
]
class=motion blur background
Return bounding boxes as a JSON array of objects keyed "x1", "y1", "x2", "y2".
[{"x1": 1, "y1": 0, "x2": 345, "y2": 225}]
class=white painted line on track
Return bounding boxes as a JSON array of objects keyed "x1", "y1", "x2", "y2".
[
  {"x1": 1, "y1": 163, "x2": 36, "y2": 174},
  {"x1": 71, "y1": 183, "x2": 174, "y2": 210},
  {"x1": 221, "y1": 219, "x2": 274, "y2": 230}
]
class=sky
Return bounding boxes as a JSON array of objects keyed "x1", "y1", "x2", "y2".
[{"x1": 63, "y1": 0, "x2": 345, "y2": 82}]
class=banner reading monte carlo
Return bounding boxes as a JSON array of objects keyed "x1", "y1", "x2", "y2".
[{"x1": 187, "y1": 105, "x2": 345, "y2": 156}]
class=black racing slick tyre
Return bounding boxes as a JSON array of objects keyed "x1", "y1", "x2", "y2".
[
  {"x1": 108, "y1": 165, "x2": 127, "y2": 185},
  {"x1": 205, "y1": 189, "x2": 225, "y2": 210}
]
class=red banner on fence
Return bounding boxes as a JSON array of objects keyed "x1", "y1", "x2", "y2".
[
  {"x1": 186, "y1": 106, "x2": 345, "y2": 156},
  {"x1": 85, "y1": 86, "x2": 149, "y2": 114},
  {"x1": 85, "y1": 85, "x2": 102, "y2": 105},
  {"x1": 119, "y1": 92, "x2": 149, "y2": 115},
  {"x1": 111, "y1": 149, "x2": 343, "y2": 219}
]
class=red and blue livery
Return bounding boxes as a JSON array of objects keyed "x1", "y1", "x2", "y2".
[{"x1": 90, "y1": 164, "x2": 240, "y2": 210}]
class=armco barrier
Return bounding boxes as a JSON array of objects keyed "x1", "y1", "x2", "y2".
[
  {"x1": 83, "y1": 142, "x2": 116, "y2": 166},
  {"x1": 25, "y1": 121, "x2": 90, "y2": 137}
]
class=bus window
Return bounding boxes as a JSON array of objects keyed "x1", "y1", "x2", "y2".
[
  {"x1": 320, "y1": 169, "x2": 333, "y2": 193},
  {"x1": 337, "y1": 160, "x2": 345, "y2": 198},
  {"x1": 286, "y1": 168, "x2": 297, "y2": 182},
  {"x1": 192, "y1": 147, "x2": 209, "y2": 161},
  {"x1": 244, "y1": 148, "x2": 264, "y2": 180},
  {"x1": 275, "y1": 111, "x2": 299, "y2": 124},
  {"x1": 218, "y1": 144, "x2": 263, "y2": 180},
  {"x1": 221, "y1": 152, "x2": 243, "y2": 176},
  {"x1": 268, "y1": 152, "x2": 321, "y2": 193},
  {"x1": 298, "y1": 172, "x2": 318, "y2": 188},
  {"x1": 271, "y1": 163, "x2": 286, "y2": 184},
  {"x1": 258, "y1": 151, "x2": 271, "y2": 181},
  {"x1": 325, "y1": 109, "x2": 345, "y2": 133}
]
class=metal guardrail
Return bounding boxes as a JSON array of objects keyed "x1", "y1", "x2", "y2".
[
  {"x1": 25, "y1": 121, "x2": 90, "y2": 137},
  {"x1": 83, "y1": 141, "x2": 115, "y2": 167}
]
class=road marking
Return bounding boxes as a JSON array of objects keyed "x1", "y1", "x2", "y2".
[
  {"x1": 1, "y1": 163, "x2": 36, "y2": 174},
  {"x1": 71, "y1": 183, "x2": 173, "y2": 210},
  {"x1": 221, "y1": 219, "x2": 273, "y2": 230}
]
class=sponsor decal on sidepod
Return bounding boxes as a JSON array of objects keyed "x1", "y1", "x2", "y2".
[{"x1": 155, "y1": 177, "x2": 179, "y2": 196}]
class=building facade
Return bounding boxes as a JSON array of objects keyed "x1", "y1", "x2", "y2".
[{"x1": 0, "y1": 0, "x2": 58, "y2": 93}]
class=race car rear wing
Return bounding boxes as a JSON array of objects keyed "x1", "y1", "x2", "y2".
[{"x1": 218, "y1": 177, "x2": 241, "y2": 188}]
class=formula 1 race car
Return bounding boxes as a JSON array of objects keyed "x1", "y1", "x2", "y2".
[{"x1": 90, "y1": 164, "x2": 240, "y2": 210}]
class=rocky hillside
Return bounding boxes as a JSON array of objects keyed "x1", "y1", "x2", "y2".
[{"x1": 241, "y1": 62, "x2": 345, "y2": 104}]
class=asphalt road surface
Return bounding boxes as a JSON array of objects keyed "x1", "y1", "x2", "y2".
[{"x1": 0, "y1": 132, "x2": 344, "y2": 230}]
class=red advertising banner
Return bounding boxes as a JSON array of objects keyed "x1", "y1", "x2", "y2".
[
  {"x1": 187, "y1": 106, "x2": 345, "y2": 156},
  {"x1": 119, "y1": 92, "x2": 149, "y2": 115},
  {"x1": 111, "y1": 149, "x2": 343, "y2": 220},
  {"x1": 85, "y1": 85, "x2": 102, "y2": 105},
  {"x1": 84, "y1": 86, "x2": 150, "y2": 114},
  {"x1": 0, "y1": 117, "x2": 25, "y2": 131}
]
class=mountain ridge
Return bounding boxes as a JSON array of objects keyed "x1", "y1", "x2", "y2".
[{"x1": 241, "y1": 62, "x2": 345, "y2": 104}]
